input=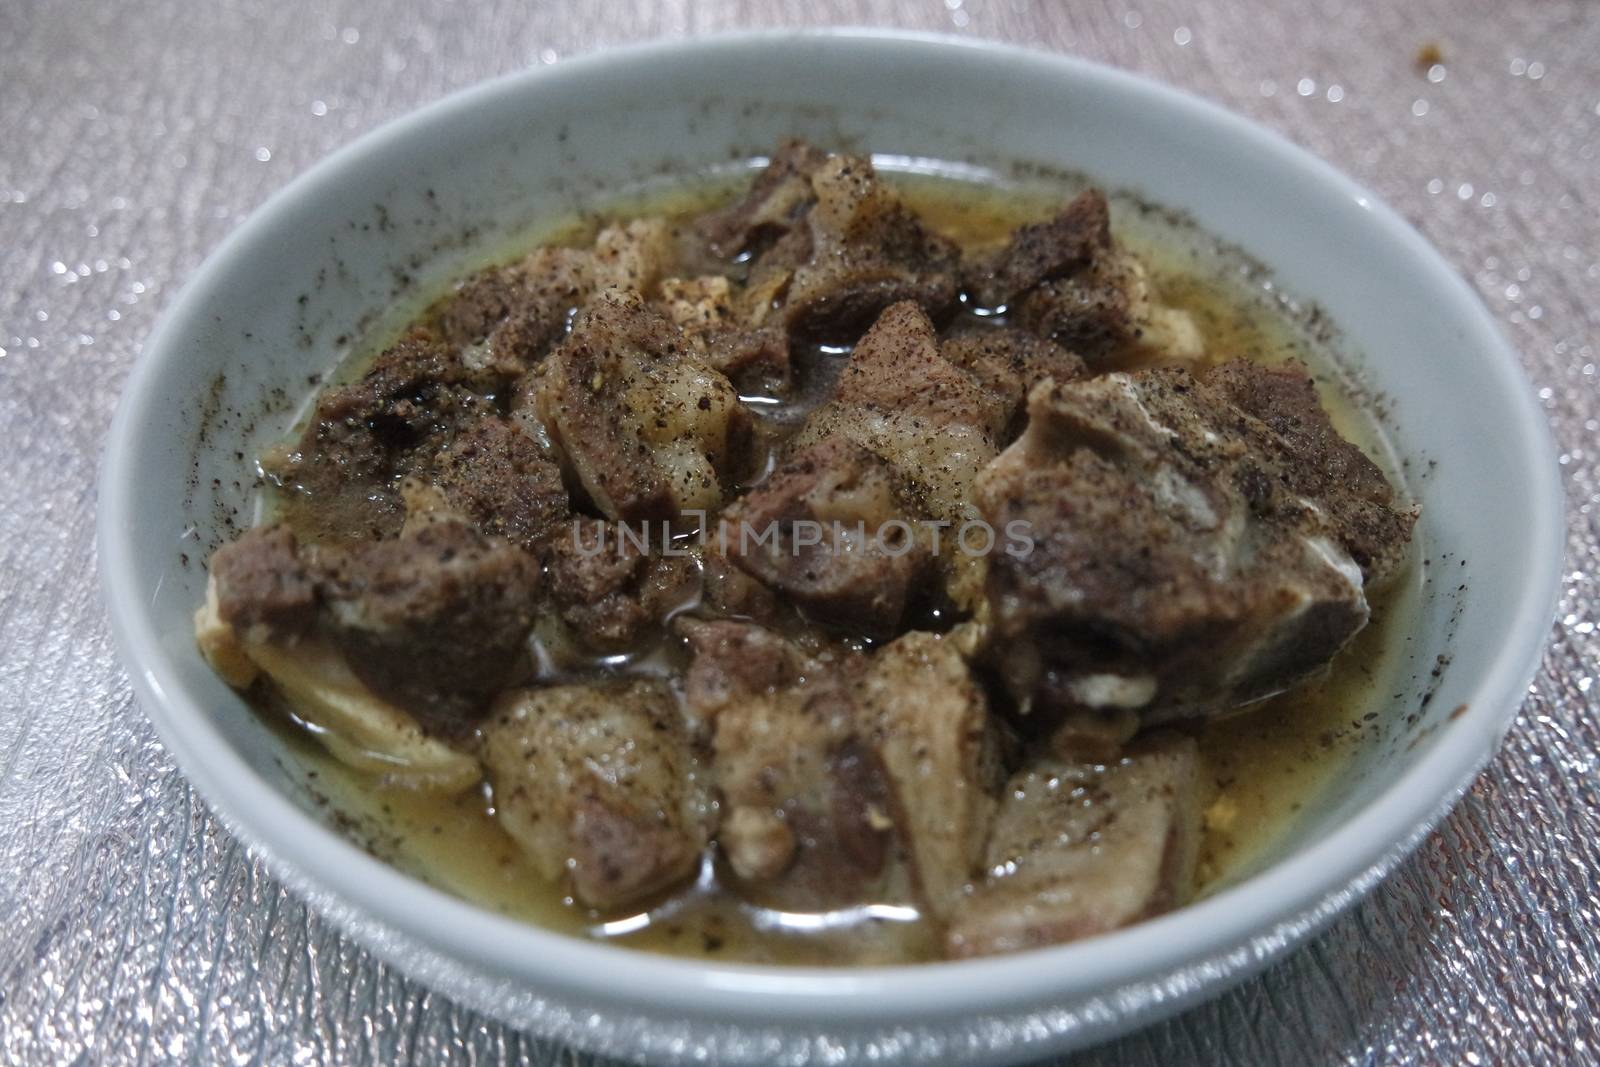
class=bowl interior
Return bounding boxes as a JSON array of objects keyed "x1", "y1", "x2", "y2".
[{"x1": 100, "y1": 31, "x2": 1561, "y2": 1050}]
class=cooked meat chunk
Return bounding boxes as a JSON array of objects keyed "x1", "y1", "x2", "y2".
[
  {"x1": 427, "y1": 416, "x2": 569, "y2": 553},
  {"x1": 209, "y1": 524, "x2": 319, "y2": 643},
  {"x1": 975, "y1": 361, "x2": 1416, "y2": 721},
  {"x1": 693, "y1": 142, "x2": 964, "y2": 351},
  {"x1": 1206, "y1": 360, "x2": 1414, "y2": 585},
  {"x1": 698, "y1": 325, "x2": 791, "y2": 398},
  {"x1": 939, "y1": 327, "x2": 1087, "y2": 441},
  {"x1": 234, "y1": 634, "x2": 483, "y2": 792},
  {"x1": 200, "y1": 517, "x2": 527, "y2": 782},
  {"x1": 433, "y1": 216, "x2": 675, "y2": 370},
  {"x1": 520, "y1": 219, "x2": 672, "y2": 307},
  {"x1": 964, "y1": 189, "x2": 1201, "y2": 367},
  {"x1": 432, "y1": 266, "x2": 567, "y2": 374},
  {"x1": 659, "y1": 273, "x2": 736, "y2": 332},
  {"x1": 695, "y1": 139, "x2": 831, "y2": 260},
  {"x1": 1017, "y1": 264, "x2": 1123, "y2": 364},
  {"x1": 546, "y1": 518, "x2": 698, "y2": 651},
  {"x1": 829, "y1": 302, "x2": 1012, "y2": 440},
  {"x1": 795, "y1": 301, "x2": 1003, "y2": 524},
  {"x1": 945, "y1": 732, "x2": 1203, "y2": 957},
  {"x1": 856, "y1": 632, "x2": 1003, "y2": 918},
  {"x1": 264, "y1": 333, "x2": 513, "y2": 541},
  {"x1": 710, "y1": 655, "x2": 909, "y2": 908},
  {"x1": 1016, "y1": 248, "x2": 1202, "y2": 367},
  {"x1": 717, "y1": 437, "x2": 934, "y2": 638},
  {"x1": 774, "y1": 155, "x2": 962, "y2": 341},
  {"x1": 199, "y1": 558, "x2": 483, "y2": 791},
  {"x1": 537, "y1": 291, "x2": 749, "y2": 521},
  {"x1": 723, "y1": 151, "x2": 961, "y2": 343},
  {"x1": 658, "y1": 275, "x2": 792, "y2": 397},
  {"x1": 694, "y1": 627, "x2": 905, "y2": 905},
  {"x1": 483, "y1": 678, "x2": 712, "y2": 911},
  {"x1": 695, "y1": 624, "x2": 1000, "y2": 919},
  {"x1": 312, "y1": 333, "x2": 505, "y2": 432},
  {"x1": 582, "y1": 218, "x2": 676, "y2": 294},
  {"x1": 698, "y1": 548, "x2": 780, "y2": 622},
  {"x1": 787, "y1": 301, "x2": 1014, "y2": 612},
  {"x1": 314, "y1": 515, "x2": 540, "y2": 734},
  {"x1": 675, "y1": 617, "x2": 808, "y2": 720},
  {"x1": 964, "y1": 188, "x2": 1115, "y2": 310}
]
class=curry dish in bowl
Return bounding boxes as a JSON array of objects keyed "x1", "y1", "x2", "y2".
[{"x1": 192, "y1": 141, "x2": 1418, "y2": 965}]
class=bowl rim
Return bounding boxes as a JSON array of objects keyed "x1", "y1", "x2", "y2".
[{"x1": 98, "y1": 27, "x2": 1565, "y2": 1024}]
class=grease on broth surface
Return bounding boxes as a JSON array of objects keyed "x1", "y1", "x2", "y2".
[{"x1": 259, "y1": 164, "x2": 1419, "y2": 963}]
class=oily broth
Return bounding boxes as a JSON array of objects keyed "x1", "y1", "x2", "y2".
[{"x1": 258, "y1": 166, "x2": 1417, "y2": 963}]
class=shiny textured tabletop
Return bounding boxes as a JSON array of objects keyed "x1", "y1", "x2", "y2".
[{"x1": 3, "y1": 1, "x2": 1597, "y2": 1063}]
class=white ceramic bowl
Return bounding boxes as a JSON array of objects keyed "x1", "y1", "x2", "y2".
[{"x1": 99, "y1": 30, "x2": 1564, "y2": 1065}]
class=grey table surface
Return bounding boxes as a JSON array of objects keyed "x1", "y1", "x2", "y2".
[{"x1": 3, "y1": 0, "x2": 1598, "y2": 1063}]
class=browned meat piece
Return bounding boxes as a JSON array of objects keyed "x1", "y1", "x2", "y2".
[
  {"x1": 657, "y1": 272, "x2": 737, "y2": 333},
  {"x1": 427, "y1": 417, "x2": 569, "y2": 553},
  {"x1": 1207, "y1": 361, "x2": 1414, "y2": 584},
  {"x1": 695, "y1": 139, "x2": 831, "y2": 260},
  {"x1": 274, "y1": 219, "x2": 684, "y2": 542},
  {"x1": 694, "y1": 624, "x2": 1002, "y2": 921},
  {"x1": 945, "y1": 733, "x2": 1203, "y2": 958},
  {"x1": 1016, "y1": 267, "x2": 1137, "y2": 365},
  {"x1": 582, "y1": 218, "x2": 676, "y2": 294},
  {"x1": 710, "y1": 653, "x2": 909, "y2": 908},
  {"x1": 856, "y1": 632, "x2": 1003, "y2": 919},
  {"x1": 483, "y1": 678, "x2": 713, "y2": 911},
  {"x1": 974, "y1": 360, "x2": 1416, "y2": 722},
  {"x1": 209, "y1": 524, "x2": 319, "y2": 643},
  {"x1": 1015, "y1": 247, "x2": 1204, "y2": 368},
  {"x1": 265, "y1": 333, "x2": 513, "y2": 541},
  {"x1": 698, "y1": 324, "x2": 791, "y2": 398},
  {"x1": 787, "y1": 302, "x2": 1016, "y2": 613},
  {"x1": 315, "y1": 516, "x2": 540, "y2": 734},
  {"x1": 546, "y1": 518, "x2": 698, "y2": 652},
  {"x1": 964, "y1": 188, "x2": 1113, "y2": 310},
  {"x1": 698, "y1": 549, "x2": 780, "y2": 622},
  {"x1": 688, "y1": 620, "x2": 900, "y2": 903},
  {"x1": 313, "y1": 332, "x2": 504, "y2": 438},
  {"x1": 435, "y1": 214, "x2": 676, "y2": 371},
  {"x1": 674, "y1": 617, "x2": 807, "y2": 719},
  {"x1": 768, "y1": 155, "x2": 962, "y2": 341},
  {"x1": 655, "y1": 275, "x2": 792, "y2": 397},
  {"x1": 795, "y1": 302, "x2": 1003, "y2": 528},
  {"x1": 692, "y1": 141, "x2": 960, "y2": 358},
  {"x1": 195, "y1": 593, "x2": 486, "y2": 791},
  {"x1": 536, "y1": 291, "x2": 749, "y2": 521},
  {"x1": 431, "y1": 265, "x2": 568, "y2": 373},
  {"x1": 962, "y1": 188, "x2": 1202, "y2": 367},
  {"x1": 939, "y1": 327, "x2": 1087, "y2": 441},
  {"x1": 831, "y1": 303, "x2": 1011, "y2": 438},
  {"x1": 704, "y1": 145, "x2": 960, "y2": 342},
  {"x1": 523, "y1": 219, "x2": 671, "y2": 307},
  {"x1": 211, "y1": 513, "x2": 539, "y2": 733},
  {"x1": 717, "y1": 437, "x2": 934, "y2": 639}
]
